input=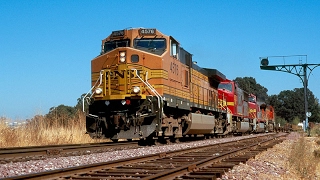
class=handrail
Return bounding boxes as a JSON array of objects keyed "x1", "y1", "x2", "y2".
[
  {"x1": 131, "y1": 69, "x2": 163, "y2": 111},
  {"x1": 144, "y1": 71, "x2": 163, "y2": 108},
  {"x1": 82, "y1": 70, "x2": 104, "y2": 112}
]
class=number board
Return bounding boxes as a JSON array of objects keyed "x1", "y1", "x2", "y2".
[
  {"x1": 139, "y1": 28, "x2": 156, "y2": 36},
  {"x1": 111, "y1": 30, "x2": 125, "y2": 37}
]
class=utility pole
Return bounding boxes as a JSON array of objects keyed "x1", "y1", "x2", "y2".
[{"x1": 259, "y1": 55, "x2": 320, "y2": 131}]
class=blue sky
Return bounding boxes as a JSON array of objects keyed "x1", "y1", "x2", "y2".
[{"x1": 1, "y1": 1, "x2": 320, "y2": 120}]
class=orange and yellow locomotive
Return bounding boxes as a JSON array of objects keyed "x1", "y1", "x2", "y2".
[{"x1": 84, "y1": 28, "x2": 275, "y2": 142}]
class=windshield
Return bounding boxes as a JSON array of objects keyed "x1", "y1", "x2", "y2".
[
  {"x1": 134, "y1": 38, "x2": 166, "y2": 55},
  {"x1": 249, "y1": 96, "x2": 256, "y2": 103},
  {"x1": 103, "y1": 39, "x2": 130, "y2": 53},
  {"x1": 218, "y1": 83, "x2": 233, "y2": 92}
]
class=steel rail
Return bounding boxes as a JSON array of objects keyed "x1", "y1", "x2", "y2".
[
  {"x1": 145, "y1": 134, "x2": 287, "y2": 179},
  {"x1": 3, "y1": 133, "x2": 287, "y2": 180},
  {"x1": 0, "y1": 141, "x2": 138, "y2": 163}
]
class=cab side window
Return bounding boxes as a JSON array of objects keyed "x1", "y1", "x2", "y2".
[{"x1": 170, "y1": 39, "x2": 179, "y2": 59}]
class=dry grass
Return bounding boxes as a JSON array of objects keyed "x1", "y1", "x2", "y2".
[
  {"x1": 310, "y1": 124, "x2": 320, "y2": 137},
  {"x1": 288, "y1": 131, "x2": 320, "y2": 179},
  {"x1": 0, "y1": 112, "x2": 105, "y2": 148}
]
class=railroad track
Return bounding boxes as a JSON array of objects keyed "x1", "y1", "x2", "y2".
[
  {"x1": 0, "y1": 141, "x2": 139, "y2": 163},
  {"x1": 4, "y1": 133, "x2": 288, "y2": 180}
]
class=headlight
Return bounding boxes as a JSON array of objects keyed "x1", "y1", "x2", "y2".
[
  {"x1": 120, "y1": 57, "x2": 126, "y2": 63},
  {"x1": 95, "y1": 87, "x2": 103, "y2": 95},
  {"x1": 119, "y1": 51, "x2": 126, "y2": 63},
  {"x1": 132, "y1": 86, "x2": 140, "y2": 94}
]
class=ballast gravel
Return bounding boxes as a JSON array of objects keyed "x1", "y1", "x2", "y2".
[{"x1": 0, "y1": 133, "x2": 315, "y2": 179}]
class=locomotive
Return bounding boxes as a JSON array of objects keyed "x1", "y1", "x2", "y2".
[{"x1": 84, "y1": 28, "x2": 275, "y2": 142}]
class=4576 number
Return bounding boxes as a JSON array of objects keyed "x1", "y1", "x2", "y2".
[{"x1": 170, "y1": 62, "x2": 179, "y2": 75}]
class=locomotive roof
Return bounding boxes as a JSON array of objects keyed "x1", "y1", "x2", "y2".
[
  {"x1": 192, "y1": 62, "x2": 226, "y2": 82},
  {"x1": 104, "y1": 28, "x2": 169, "y2": 41},
  {"x1": 203, "y1": 68, "x2": 226, "y2": 82}
]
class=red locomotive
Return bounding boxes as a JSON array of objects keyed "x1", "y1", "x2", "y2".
[
  {"x1": 83, "y1": 28, "x2": 276, "y2": 143},
  {"x1": 217, "y1": 80, "x2": 275, "y2": 134}
]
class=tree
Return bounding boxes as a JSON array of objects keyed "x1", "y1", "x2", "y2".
[
  {"x1": 275, "y1": 116, "x2": 287, "y2": 127},
  {"x1": 267, "y1": 88, "x2": 320, "y2": 123},
  {"x1": 234, "y1": 77, "x2": 268, "y2": 101},
  {"x1": 46, "y1": 104, "x2": 77, "y2": 127},
  {"x1": 75, "y1": 93, "x2": 91, "y2": 113},
  {"x1": 292, "y1": 116, "x2": 300, "y2": 125}
]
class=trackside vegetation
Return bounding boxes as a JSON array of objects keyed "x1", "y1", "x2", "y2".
[
  {"x1": 0, "y1": 111, "x2": 102, "y2": 147},
  {"x1": 289, "y1": 132, "x2": 320, "y2": 179}
]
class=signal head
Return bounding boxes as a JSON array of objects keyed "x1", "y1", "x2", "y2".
[{"x1": 261, "y1": 58, "x2": 269, "y2": 66}]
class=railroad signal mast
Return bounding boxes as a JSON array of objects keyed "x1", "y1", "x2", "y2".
[{"x1": 259, "y1": 55, "x2": 320, "y2": 131}]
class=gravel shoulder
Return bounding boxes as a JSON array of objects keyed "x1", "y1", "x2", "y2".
[{"x1": 219, "y1": 132, "x2": 320, "y2": 180}]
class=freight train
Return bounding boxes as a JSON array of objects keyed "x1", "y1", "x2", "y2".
[{"x1": 83, "y1": 28, "x2": 275, "y2": 143}]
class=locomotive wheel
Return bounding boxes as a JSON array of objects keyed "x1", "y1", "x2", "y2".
[
  {"x1": 154, "y1": 139, "x2": 161, "y2": 146},
  {"x1": 138, "y1": 136, "x2": 155, "y2": 146},
  {"x1": 156, "y1": 137, "x2": 164, "y2": 144},
  {"x1": 146, "y1": 137, "x2": 156, "y2": 146},
  {"x1": 170, "y1": 137, "x2": 179, "y2": 143},
  {"x1": 166, "y1": 138, "x2": 172, "y2": 145}
]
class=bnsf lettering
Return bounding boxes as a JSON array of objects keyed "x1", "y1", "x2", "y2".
[{"x1": 106, "y1": 70, "x2": 142, "y2": 79}]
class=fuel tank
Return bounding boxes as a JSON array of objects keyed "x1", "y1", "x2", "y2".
[
  {"x1": 183, "y1": 113, "x2": 215, "y2": 135},
  {"x1": 236, "y1": 121, "x2": 250, "y2": 133},
  {"x1": 255, "y1": 122, "x2": 265, "y2": 133}
]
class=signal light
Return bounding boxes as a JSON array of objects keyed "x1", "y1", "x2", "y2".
[
  {"x1": 261, "y1": 58, "x2": 269, "y2": 66},
  {"x1": 126, "y1": 99, "x2": 131, "y2": 105}
]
